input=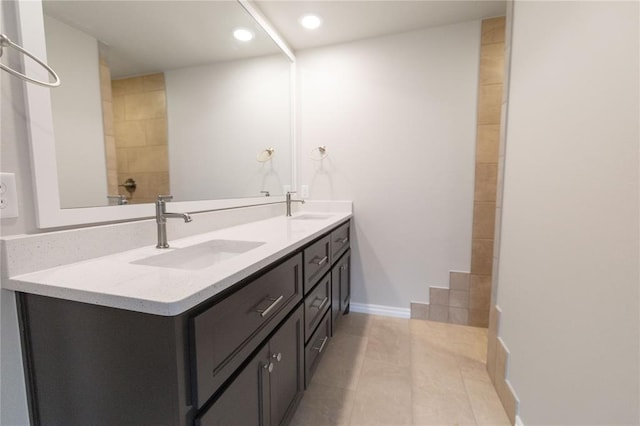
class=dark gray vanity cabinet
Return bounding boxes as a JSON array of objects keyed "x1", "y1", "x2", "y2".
[
  {"x1": 302, "y1": 220, "x2": 352, "y2": 387},
  {"x1": 18, "y1": 218, "x2": 351, "y2": 426},
  {"x1": 18, "y1": 252, "x2": 303, "y2": 426},
  {"x1": 196, "y1": 305, "x2": 304, "y2": 426}
]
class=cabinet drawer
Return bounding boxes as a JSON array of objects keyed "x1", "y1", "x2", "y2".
[
  {"x1": 304, "y1": 272, "x2": 331, "y2": 342},
  {"x1": 304, "y1": 310, "x2": 331, "y2": 388},
  {"x1": 330, "y1": 221, "x2": 350, "y2": 264},
  {"x1": 303, "y1": 235, "x2": 331, "y2": 294},
  {"x1": 192, "y1": 253, "x2": 302, "y2": 408}
]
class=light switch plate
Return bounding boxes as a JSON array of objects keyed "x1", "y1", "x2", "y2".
[
  {"x1": 0, "y1": 172, "x2": 19, "y2": 218},
  {"x1": 301, "y1": 185, "x2": 309, "y2": 199}
]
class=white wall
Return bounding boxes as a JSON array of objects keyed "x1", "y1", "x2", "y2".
[
  {"x1": 165, "y1": 55, "x2": 292, "y2": 201},
  {"x1": 497, "y1": 1, "x2": 639, "y2": 424},
  {"x1": 44, "y1": 15, "x2": 108, "y2": 209},
  {"x1": 1, "y1": 1, "x2": 37, "y2": 423},
  {"x1": 297, "y1": 21, "x2": 480, "y2": 308}
]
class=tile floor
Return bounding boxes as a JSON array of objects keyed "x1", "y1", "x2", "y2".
[{"x1": 291, "y1": 313, "x2": 511, "y2": 426}]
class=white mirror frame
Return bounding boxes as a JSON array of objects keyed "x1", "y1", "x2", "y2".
[{"x1": 17, "y1": 0, "x2": 296, "y2": 228}]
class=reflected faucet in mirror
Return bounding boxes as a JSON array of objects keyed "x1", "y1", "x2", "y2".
[
  {"x1": 107, "y1": 195, "x2": 128, "y2": 205},
  {"x1": 155, "y1": 195, "x2": 192, "y2": 249}
]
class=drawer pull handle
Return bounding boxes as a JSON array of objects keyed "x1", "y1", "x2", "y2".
[
  {"x1": 256, "y1": 295, "x2": 284, "y2": 317},
  {"x1": 313, "y1": 336, "x2": 329, "y2": 353},
  {"x1": 310, "y1": 255, "x2": 328, "y2": 266},
  {"x1": 312, "y1": 296, "x2": 329, "y2": 311},
  {"x1": 335, "y1": 237, "x2": 348, "y2": 244},
  {"x1": 272, "y1": 352, "x2": 282, "y2": 363}
]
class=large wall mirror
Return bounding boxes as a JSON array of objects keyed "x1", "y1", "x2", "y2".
[{"x1": 17, "y1": 0, "x2": 295, "y2": 227}]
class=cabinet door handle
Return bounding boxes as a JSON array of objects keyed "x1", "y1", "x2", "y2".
[
  {"x1": 312, "y1": 296, "x2": 328, "y2": 311},
  {"x1": 335, "y1": 237, "x2": 348, "y2": 244},
  {"x1": 312, "y1": 336, "x2": 328, "y2": 353},
  {"x1": 272, "y1": 352, "x2": 282, "y2": 363},
  {"x1": 256, "y1": 295, "x2": 284, "y2": 317},
  {"x1": 340, "y1": 264, "x2": 346, "y2": 271},
  {"x1": 310, "y1": 255, "x2": 328, "y2": 266},
  {"x1": 262, "y1": 362, "x2": 274, "y2": 373}
]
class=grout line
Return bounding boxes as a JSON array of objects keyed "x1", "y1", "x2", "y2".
[
  {"x1": 408, "y1": 318, "x2": 415, "y2": 425},
  {"x1": 453, "y1": 334, "x2": 482, "y2": 426},
  {"x1": 345, "y1": 324, "x2": 370, "y2": 426}
]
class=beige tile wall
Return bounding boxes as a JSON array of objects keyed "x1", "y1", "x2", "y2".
[
  {"x1": 412, "y1": 17, "x2": 506, "y2": 330},
  {"x1": 486, "y1": 305, "x2": 519, "y2": 424},
  {"x1": 112, "y1": 73, "x2": 170, "y2": 204},
  {"x1": 99, "y1": 57, "x2": 118, "y2": 196},
  {"x1": 469, "y1": 16, "x2": 506, "y2": 328}
]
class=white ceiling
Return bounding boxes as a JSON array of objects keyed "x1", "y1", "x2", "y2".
[
  {"x1": 43, "y1": 1, "x2": 282, "y2": 78},
  {"x1": 42, "y1": 0, "x2": 506, "y2": 78},
  {"x1": 256, "y1": 0, "x2": 507, "y2": 51}
]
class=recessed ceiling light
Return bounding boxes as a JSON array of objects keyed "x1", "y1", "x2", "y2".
[
  {"x1": 233, "y1": 28, "x2": 254, "y2": 41},
  {"x1": 300, "y1": 14, "x2": 322, "y2": 30}
]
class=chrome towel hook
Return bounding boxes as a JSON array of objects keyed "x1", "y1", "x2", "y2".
[{"x1": 0, "y1": 34, "x2": 60, "y2": 88}]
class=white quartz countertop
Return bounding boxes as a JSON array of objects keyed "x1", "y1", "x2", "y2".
[{"x1": 4, "y1": 212, "x2": 351, "y2": 316}]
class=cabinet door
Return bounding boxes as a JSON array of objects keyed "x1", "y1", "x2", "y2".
[
  {"x1": 269, "y1": 305, "x2": 304, "y2": 426},
  {"x1": 339, "y1": 250, "x2": 351, "y2": 314},
  {"x1": 331, "y1": 263, "x2": 341, "y2": 333},
  {"x1": 196, "y1": 345, "x2": 270, "y2": 426}
]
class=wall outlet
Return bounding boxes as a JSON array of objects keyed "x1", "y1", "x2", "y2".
[
  {"x1": 0, "y1": 173, "x2": 19, "y2": 219},
  {"x1": 301, "y1": 185, "x2": 310, "y2": 199}
]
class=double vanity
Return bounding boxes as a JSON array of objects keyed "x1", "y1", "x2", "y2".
[{"x1": 4, "y1": 208, "x2": 352, "y2": 425}]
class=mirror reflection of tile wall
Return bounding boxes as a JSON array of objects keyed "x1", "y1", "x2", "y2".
[
  {"x1": 112, "y1": 74, "x2": 170, "y2": 204},
  {"x1": 99, "y1": 56, "x2": 118, "y2": 197}
]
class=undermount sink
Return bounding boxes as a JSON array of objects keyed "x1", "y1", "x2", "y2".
[
  {"x1": 132, "y1": 239, "x2": 265, "y2": 270},
  {"x1": 291, "y1": 214, "x2": 333, "y2": 221}
]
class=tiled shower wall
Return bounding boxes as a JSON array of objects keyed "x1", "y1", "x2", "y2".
[
  {"x1": 98, "y1": 56, "x2": 118, "y2": 197},
  {"x1": 469, "y1": 17, "x2": 505, "y2": 327},
  {"x1": 112, "y1": 73, "x2": 170, "y2": 204},
  {"x1": 412, "y1": 17, "x2": 505, "y2": 328}
]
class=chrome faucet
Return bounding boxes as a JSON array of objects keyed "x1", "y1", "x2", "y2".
[
  {"x1": 286, "y1": 191, "x2": 305, "y2": 217},
  {"x1": 155, "y1": 195, "x2": 192, "y2": 248}
]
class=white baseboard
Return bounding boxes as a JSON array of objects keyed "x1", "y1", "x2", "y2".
[
  {"x1": 515, "y1": 415, "x2": 524, "y2": 426},
  {"x1": 349, "y1": 302, "x2": 410, "y2": 319}
]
